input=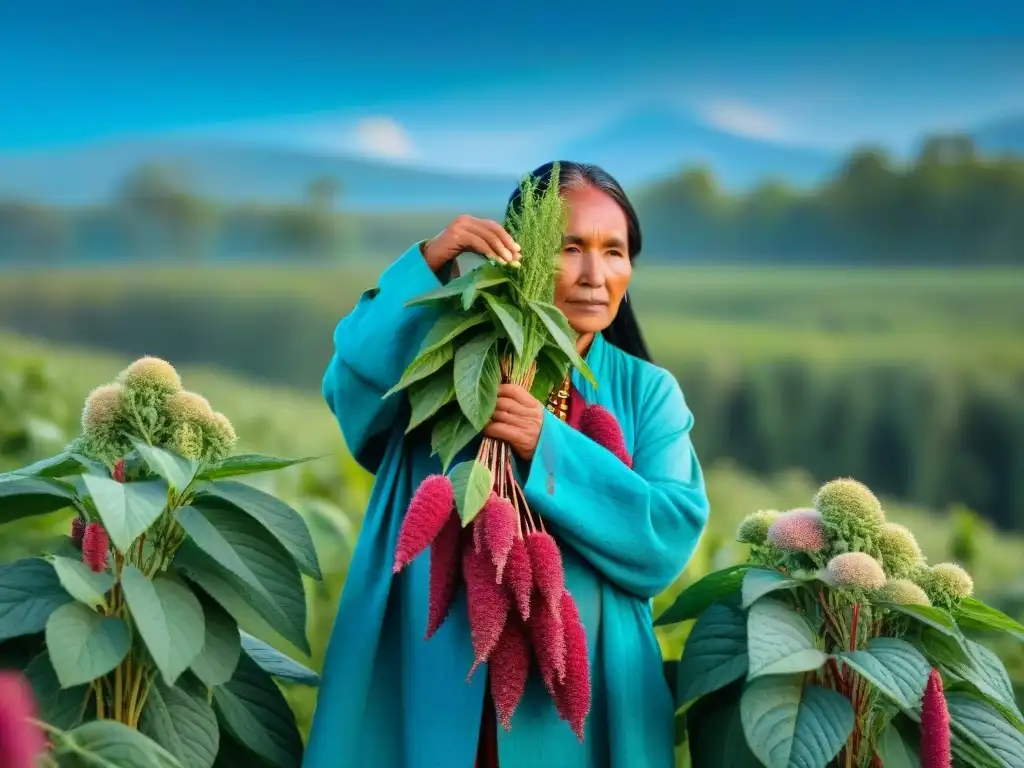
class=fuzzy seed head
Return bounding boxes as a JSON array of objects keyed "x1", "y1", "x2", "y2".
[
  {"x1": 202, "y1": 412, "x2": 238, "y2": 460},
  {"x1": 112, "y1": 459, "x2": 126, "y2": 483},
  {"x1": 71, "y1": 517, "x2": 85, "y2": 543},
  {"x1": 920, "y1": 669, "x2": 951, "y2": 768},
  {"x1": 425, "y1": 511, "x2": 463, "y2": 640},
  {"x1": 0, "y1": 671, "x2": 46, "y2": 768},
  {"x1": 169, "y1": 421, "x2": 205, "y2": 461},
  {"x1": 488, "y1": 617, "x2": 532, "y2": 731},
  {"x1": 816, "y1": 477, "x2": 885, "y2": 529},
  {"x1": 736, "y1": 510, "x2": 781, "y2": 545},
  {"x1": 552, "y1": 590, "x2": 591, "y2": 742},
  {"x1": 527, "y1": 589, "x2": 566, "y2": 695},
  {"x1": 463, "y1": 545, "x2": 510, "y2": 676},
  {"x1": 166, "y1": 391, "x2": 214, "y2": 424},
  {"x1": 118, "y1": 356, "x2": 182, "y2": 394},
  {"x1": 921, "y1": 563, "x2": 974, "y2": 609},
  {"x1": 580, "y1": 405, "x2": 632, "y2": 467},
  {"x1": 526, "y1": 531, "x2": 565, "y2": 619},
  {"x1": 82, "y1": 522, "x2": 109, "y2": 573},
  {"x1": 826, "y1": 552, "x2": 886, "y2": 590},
  {"x1": 879, "y1": 578, "x2": 932, "y2": 607},
  {"x1": 504, "y1": 535, "x2": 533, "y2": 622},
  {"x1": 482, "y1": 494, "x2": 517, "y2": 583},
  {"x1": 394, "y1": 475, "x2": 456, "y2": 573},
  {"x1": 81, "y1": 384, "x2": 124, "y2": 434},
  {"x1": 877, "y1": 522, "x2": 925, "y2": 579},
  {"x1": 767, "y1": 508, "x2": 828, "y2": 553}
]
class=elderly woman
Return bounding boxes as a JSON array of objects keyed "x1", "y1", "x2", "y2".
[{"x1": 304, "y1": 162, "x2": 710, "y2": 768}]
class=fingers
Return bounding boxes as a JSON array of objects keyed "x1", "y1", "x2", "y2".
[
  {"x1": 453, "y1": 216, "x2": 520, "y2": 265},
  {"x1": 478, "y1": 219, "x2": 521, "y2": 260},
  {"x1": 497, "y1": 384, "x2": 538, "y2": 406},
  {"x1": 493, "y1": 394, "x2": 534, "y2": 419},
  {"x1": 482, "y1": 422, "x2": 518, "y2": 443}
]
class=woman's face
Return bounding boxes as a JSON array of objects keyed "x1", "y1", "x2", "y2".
[{"x1": 554, "y1": 185, "x2": 633, "y2": 338}]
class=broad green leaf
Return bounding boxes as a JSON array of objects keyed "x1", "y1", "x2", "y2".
[
  {"x1": 406, "y1": 371, "x2": 456, "y2": 433},
  {"x1": 940, "y1": 637, "x2": 1023, "y2": 726},
  {"x1": 419, "y1": 312, "x2": 488, "y2": 355},
  {"x1": 675, "y1": 602, "x2": 748, "y2": 705},
  {"x1": 430, "y1": 408, "x2": 478, "y2": 473},
  {"x1": 129, "y1": 437, "x2": 199, "y2": 493},
  {"x1": 175, "y1": 505, "x2": 275, "y2": 603},
  {"x1": 195, "y1": 481, "x2": 321, "y2": 580},
  {"x1": 0, "y1": 558, "x2": 73, "y2": 641},
  {"x1": 882, "y1": 601, "x2": 962, "y2": 637},
  {"x1": 946, "y1": 691, "x2": 1024, "y2": 768},
  {"x1": 139, "y1": 676, "x2": 220, "y2": 768},
  {"x1": 837, "y1": 637, "x2": 931, "y2": 709},
  {"x1": 174, "y1": 534, "x2": 310, "y2": 656},
  {"x1": 120, "y1": 566, "x2": 205, "y2": 685},
  {"x1": 453, "y1": 331, "x2": 501, "y2": 430},
  {"x1": 198, "y1": 453, "x2": 317, "y2": 482},
  {"x1": 740, "y1": 676, "x2": 853, "y2": 768},
  {"x1": 741, "y1": 568, "x2": 802, "y2": 609},
  {"x1": 50, "y1": 555, "x2": 114, "y2": 608},
  {"x1": 45, "y1": 602, "x2": 130, "y2": 687},
  {"x1": 213, "y1": 653, "x2": 304, "y2": 768},
  {"x1": 527, "y1": 300, "x2": 597, "y2": 387},
  {"x1": 449, "y1": 460, "x2": 493, "y2": 526},
  {"x1": 0, "y1": 475, "x2": 78, "y2": 524},
  {"x1": 24, "y1": 651, "x2": 91, "y2": 729},
  {"x1": 189, "y1": 594, "x2": 242, "y2": 688},
  {"x1": 53, "y1": 719, "x2": 183, "y2": 768},
  {"x1": 655, "y1": 564, "x2": 751, "y2": 626},
  {"x1": 2, "y1": 451, "x2": 106, "y2": 481},
  {"x1": 81, "y1": 475, "x2": 168, "y2": 553},
  {"x1": 240, "y1": 631, "x2": 320, "y2": 686},
  {"x1": 876, "y1": 720, "x2": 921, "y2": 768},
  {"x1": 688, "y1": 701, "x2": 762, "y2": 768},
  {"x1": 954, "y1": 597, "x2": 1024, "y2": 642},
  {"x1": 406, "y1": 263, "x2": 509, "y2": 307},
  {"x1": 746, "y1": 599, "x2": 826, "y2": 679},
  {"x1": 212, "y1": 732, "x2": 262, "y2": 768},
  {"x1": 385, "y1": 344, "x2": 454, "y2": 396},
  {"x1": 482, "y1": 292, "x2": 525, "y2": 356}
]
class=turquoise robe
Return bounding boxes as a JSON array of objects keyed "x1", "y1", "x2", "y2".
[{"x1": 304, "y1": 244, "x2": 710, "y2": 768}]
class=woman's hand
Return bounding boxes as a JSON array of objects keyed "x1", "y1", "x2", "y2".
[
  {"x1": 421, "y1": 215, "x2": 521, "y2": 272},
  {"x1": 483, "y1": 384, "x2": 545, "y2": 462}
]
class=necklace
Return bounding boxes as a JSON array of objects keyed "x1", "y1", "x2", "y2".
[{"x1": 545, "y1": 375, "x2": 572, "y2": 422}]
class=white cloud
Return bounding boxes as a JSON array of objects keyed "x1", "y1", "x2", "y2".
[
  {"x1": 699, "y1": 100, "x2": 789, "y2": 141},
  {"x1": 351, "y1": 116, "x2": 416, "y2": 160}
]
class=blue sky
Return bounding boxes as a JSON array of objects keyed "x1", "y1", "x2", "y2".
[{"x1": 2, "y1": 0, "x2": 1023, "y2": 174}]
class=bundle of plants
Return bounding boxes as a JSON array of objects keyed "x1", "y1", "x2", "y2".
[
  {"x1": 655, "y1": 477, "x2": 1024, "y2": 768},
  {"x1": 0, "y1": 355, "x2": 324, "y2": 768},
  {"x1": 388, "y1": 165, "x2": 621, "y2": 741}
]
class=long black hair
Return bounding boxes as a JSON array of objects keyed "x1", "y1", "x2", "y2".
[{"x1": 504, "y1": 161, "x2": 653, "y2": 363}]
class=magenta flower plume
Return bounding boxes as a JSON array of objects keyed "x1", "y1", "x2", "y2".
[
  {"x1": 920, "y1": 668, "x2": 951, "y2": 768},
  {"x1": 462, "y1": 545, "x2": 510, "y2": 678},
  {"x1": 482, "y1": 494, "x2": 517, "y2": 584},
  {"x1": 526, "y1": 531, "x2": 565, "y2": 620},
  {"x1": 552, "y1": 590, "x2": 591, "y2": 742},
  {"x1": 0, "y1": 671, "x2": 46, "y2": 768},
  {"x1": 488, "y1": 617, "x2": 532, "y2": 732},
  {"x1": 580, "y1": 404, "x2": 632, "y2": 468},
  {"x1": 112, "y1": 458, "x2": 126, "y2": 483},
  {"x1": 526, "y1": 590, "x2": 566, "y2": 695},
  {"x1": 504, "y1": 536, "x2": 533, "y2": 621},
  {"x1": 425, "y1": 510, "x2": 463, "y2": 640},
  {"x1": 393, "y1": 475, "x2": 455, "y2": 573},
  {"x1": 81, "y1": 521, "x2": 109, "y2": 573},
  {"x1": 71, "y1": 517, "x2": 85, "y2": 544},
  {"x1": 766, "y1": 508, "x2": 828, "y2": 553}
]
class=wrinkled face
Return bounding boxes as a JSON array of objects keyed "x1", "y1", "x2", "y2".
[{"x1": 554, "y1": 185, "x2": 633, "y2": 338}]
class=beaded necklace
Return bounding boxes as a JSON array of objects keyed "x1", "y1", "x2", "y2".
[{"x1": 545, "y1": 375, "x2": 572, "y2": 422}]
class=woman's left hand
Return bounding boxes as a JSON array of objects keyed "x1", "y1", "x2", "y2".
[{"x1": 483, "y1": 384, "x2": 545, "y2": 461}]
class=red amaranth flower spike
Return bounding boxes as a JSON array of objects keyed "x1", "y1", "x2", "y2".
[
  {"x1": 112, "y1": 458, "x2": 126, "y2": 483},
  {"x1": 552, "y1": 590, "x2": 591, "y2": 742},
  {"x1": 71, "y1": 517, "x2": 85, "y2": 544},
  {"x1": 482, "y1": 494, "x2": 517, "y2": 584},
  {"x1": 463, "y1": 544, "x2": 510, "y2": 678},
  {"x1": 580, "y1": 404, "x2": 632, "y2": 468},
  {"x1": 920, "y1": 668, "x2": 951, "y2": 768},
  {"x1": 527, "y1": 590, "x2": 566, "y2": 695},
  {"x1": 425, "y1": 510, "x2": 463, "y2": 640},
  {"x1": 81, "y1": 521, "x2": 109, "y2": 573},
  {"x1": 393, "y1": 475, "x2": 456, "y2": 573},
  {"x1": 488, "y1": 616, "x2": 531, "y2": 731},
  {"x1": 504, "y1": 535, "x2": 533, "y2": 621},
  {"x1": 526, "y1": 531, "x2": 565, "y2": 619},
  {"x1": 0, "y1": 671, "x2": 46, "y2": 768}
]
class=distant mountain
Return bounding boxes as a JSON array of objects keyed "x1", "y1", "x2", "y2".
[
  {"x1": 556, "y1": 106, "x2": 841, "y2": 189},
  {"x1": 0, "y1": 139, "x2": 518, "y2": 212},
  {"x1": 974, "y1": 116, "x2": 1024, "y2": 155}
]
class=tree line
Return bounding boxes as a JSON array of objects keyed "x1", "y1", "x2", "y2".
[{"x1": 0, "y1": 134, "x2": 1022, "y2": 264}]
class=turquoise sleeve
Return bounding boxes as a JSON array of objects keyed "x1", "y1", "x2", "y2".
[
  {"x1": 522, "y1": 370, "x2": 710, "y2": 599},
  {"x1": 321, "y1": 243, "x2": 447, "y2": 471}
]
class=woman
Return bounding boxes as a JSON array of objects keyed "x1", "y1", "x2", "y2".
[{"x1": 304, "y1": 162, "x2": 710, "y2": 768}]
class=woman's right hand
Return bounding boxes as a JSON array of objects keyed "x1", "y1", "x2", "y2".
[{"x1": 421, "y1": 215, "x2": 521, "y2": 272}]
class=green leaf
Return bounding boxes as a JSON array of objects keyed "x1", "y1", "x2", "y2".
[
  {"x1": 406, "y1": 370, "x2": 456, "y2": 433},
  {"x1": 0, "y1": 558, "x2": 73, "y2": 641},
  {"x1": 0, "y1": 475, "x2": 78, "y2": 524},
  {"x1": 385, "y1": 344, "x2": 455, "y2": 397},
  {"x1": 655, "y1": 564, "x2": 751, "y2": 626},
  {"x1": 53, "y1": 719, "x2": 183, "y2": 768},
  {"x1": 837, "y1": 637, "x2": 931, "y2": 709},
  {"x1": 195, "y1": 481, "x2": 321, "y2": 581},
  {"x1": 449, "y1": 460, "x2": 493, "y2": 526},
  {"x1": 740, "y1": 676, "x2": 853, "y2": 768},
  {"x1": 529, "y1": 348, "x2": 568, "y2": 402},
  {"x1": 527, "y1": 300, "x2": 597, "y2": 387},
  {"x1": 688, "y1": 701, "x2": 762, "y2": 768},
  {"x1": 482, "y1": 293, "x2": 525, "y2": 356},
  {"x1": 453, "y1": 331, "x2": 501, "y2": 430},
  {"x1": 139, "y1": 676, "x2": 220, "y2": 768},
  {"x1": 406, "y1": 262, "x2": 509, "y2": 307},
  {"x1": 418, "y1": 312, "x2": 488, "y2": 355},
  {"x1": 876, "y1": 719, "x2": 921, "y2": 768},
  {"x1": 45, "y1": 602, "x2": 130, "y2": 687},
  {"x1": 746, "y1": 599, "x2": 826, "y2": 679},
  {"x1": 128, "y1": 437, "x2": 199, "y2": 493},
  {"x1": 81, "y1": 475, "x2": 168, "y2": 553},
  {"x1": 24, "y1": 651, "x2": 91, "y2": 729},
  {"x1": 189, "y1": 594, "x2": 242, "y2": 688},
  {"x1": 675, "y1": 602, "x2": 748, "y2": 706},
  {"x1": 430, "y1": 407, "x2": 478, "y2": 473},
  {"x1": 240, "y1": 631, "x2": 320, "y2": 686},
  {"x1": 882, "y1": 601, "x2": 962, "y2": 637},
  {"x1": 938, "y1": 636, "x2": 1024, "y2": 727},
  {"x1": 946, "y1": 691, "x2": 1024, "y2": 768},
  {"x1": 953, "y1": 597, "x2": 1024, "y2": 642},
  {"x1": 741, "y1": 568, "x2": 802, "y2": 609},
  {"x1": 50, "y1": 555, "x2": 114, "y2": 608},
  {"x1": 213, "y1": 653, "x2": 304, "y2": 768},
  {"x1": 197, "y1": 454, "x2": 317, "y2": 482}
]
